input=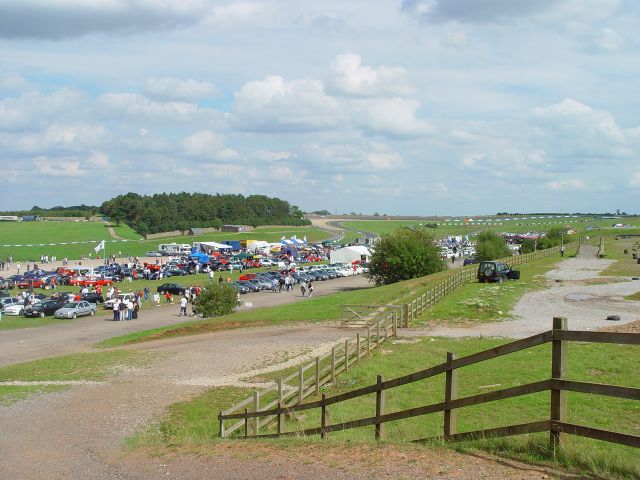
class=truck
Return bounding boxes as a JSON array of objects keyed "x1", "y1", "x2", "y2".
[{"x1": 158, "y1": 243, "x2": 191, "y2": 256}]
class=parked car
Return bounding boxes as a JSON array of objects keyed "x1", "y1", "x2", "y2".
[
  {"x1": 145, "y1": 250, "x2": 163, "y2": 257},
  {"x1": 24, "y1": 299, "x2": 67, "y2": 318},
  {"x1": 16, "y1": 277, "x2": 45, "y2": 289},
  {"x1": 0, "y1": 297, "x2": 22, "y2": 311},
  {"x1": 81, "y1": 292, "x2": 104, "y2": 304},
  {"x1": 156, "y1": 283, "x2": 186, "y2": 295},
  {"x1": 477, "y1": 261, "x2": 520, "y2": 283},
  {"x1": 54, "y1": 301, "x2": 97, "y2": 319},
  {"x1": 163, "y1": 268, "x2": 188, "y2": 277},
  {"x1": 231, "y1": 282, "x2": 250, "y2": 294}
]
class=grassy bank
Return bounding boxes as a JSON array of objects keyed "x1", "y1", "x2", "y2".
[
  {"x1": 133, "y1": 336, "x2": 639, "y2": 479},
  {"x1": 0, "y1": 349, "x2": 157, "y2": 405},
  {"x1": 601, "y1": 237, "x2": 640, "y2": 277}
]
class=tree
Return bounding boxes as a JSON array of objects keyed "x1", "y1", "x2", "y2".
[
  {"x1": 537, "y1": 227, "x2": 566, "y2": 250},
  {"x1": 365, "y1": 228, "x2": 446, "y2": 286},
  {"x1": 475, "y1": 231, "x2": 512, "y2": 261},
  {"x1": 193, "y1": 284, "x2": 239, "y2": 317}
]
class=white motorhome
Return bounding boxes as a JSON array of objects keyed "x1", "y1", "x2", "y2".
[{"x1": 158, "y1": 243, "x2": 191, "y2": 256}]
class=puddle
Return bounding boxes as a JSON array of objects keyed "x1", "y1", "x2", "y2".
[{"x1": 565, "y1": 293, "x2": 598, "y2": 301}]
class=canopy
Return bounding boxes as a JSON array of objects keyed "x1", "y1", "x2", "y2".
[
  {"x1": 194, "y1": 241, "x2": 233, "y2": 250},
  {"x1": 329, "y1": 246, "x2": 371, "y2": 265},
  {"x1": 188, "y1": 251, "x2": 210, "y2": 263}
]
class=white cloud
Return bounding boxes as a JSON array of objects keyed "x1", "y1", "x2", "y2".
[
  {"x1": 44, "y1": 123, "x2": 107, "y2": 148},
  {"x1": 87, "y1": 151, "x2": 110, "y2": 168},
  {"x1": 546, "y1": 178, "x2": 586, "y2": 191},
  {"x1": 328, "y1": 53, "x2": 412, "y2": 97},
  {"x1": 183, "y1": 129, "x2": 239, "y2": 161},
  {"x1": 33, "y1": 156, "x2": 85, "y2": 177},
  {"x1": 232, "y1": 76, "x2": 340, "y2": 132},
  {"x1": 593, "y1": 27, "x2": 624, "y2": 50},
  {"x1": 367, "y1": 151, "x2": 404, "y2": 171},
  {"x1": 96, "y1": 92, "x2": 202, "y2": 122},
  {"x1": 443, "y1": 32, "x2": 469, "y2": 48},
  {"x1": 255, "y1": 150, "x2": 293, "y2": 161},
  {"x1": 146, "y1": 77, "x2": 218, "y2": 101},
  {"x1": 630, "y1": 172, "x2": 640, "y2": 188},
  {"x1": 352, "y1": 97, "x2": 434, "y2": 138},
  {"x1": 0, "y1": 72, "x2": 27, "y2": 91}
]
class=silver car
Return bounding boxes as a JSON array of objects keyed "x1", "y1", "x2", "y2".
[{"x1": 54, "y1": 301, "x2": 97, "y2": 319}]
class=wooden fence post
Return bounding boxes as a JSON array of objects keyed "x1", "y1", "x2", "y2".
[
  {"x1": 403, "y1": 303, "x2": 409, "y2": 327},
  {"x1": 376, "y1": 319, "x2": 381, "y2": 345},
  {"x1": 278, "y1": 377, "x2": 283, "y2": 405},
  {"x1": 344, "y1": 339, "x2": 349, "y2": 371},
  {"x1": 356, "y1": 333, "x2": 361, "y2": 361},
  {"x1": 392, "y1": 314, "x2": 397, "y2": 337},
  {"x1": 366, "y1": 326, "x2": 371, "y2": 355},
  {"x1": 331, "y1": 346, "x2": 336, "y2": 381},
  {"x1": 321, "y1": 393, "x2": 327, "y2": 439},
  {"x1": 298, "y1": 366, "x2": 304, "y2": 404},
  {"x1": 444, "y1": 352, "x2": 458, "y2": 440},
  {"x1": 315, "y1": 356, "x2": 321, "y2": 395},
  {"x1": 550, "y1": 316, "x2": 568, "y2": 452},
  {"x1": 219, "y1": 413, "x2": 224, "y2": 438},
  {"x1": 375, "y1": 375, "x2": 386, "y2": 441},
  {"x1": 244, "y1": 408, "x2": 248, "y2": 437},
  {"x1": 277, "y1": 401, "x2": 283, "y2": 436},
  {"x1": 253, "y1": 390, "x2": 260, "y2": 435}
]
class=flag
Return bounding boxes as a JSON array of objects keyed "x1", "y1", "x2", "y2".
[{"x1": 94, "y1": 240, "x2": 105, "y2": 253}]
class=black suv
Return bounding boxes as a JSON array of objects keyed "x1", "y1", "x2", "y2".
[{"x1": 477, "y1": 261, "x2": 520, "y2": 283}]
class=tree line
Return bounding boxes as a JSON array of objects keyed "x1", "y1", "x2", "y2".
[{"x1": 100, "y1": 192, "x2": 310, "y2": 236}]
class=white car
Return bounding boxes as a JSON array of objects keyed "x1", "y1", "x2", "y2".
[
  {"x1": 3, "y1": 301, "x2": 33, "y2": 316},
  {"x1": 104, "y1": 293, "x2": 135, "y2": 309},
  {"x1": 1, "y1": 297, "x2": 22, "y2": 312}
]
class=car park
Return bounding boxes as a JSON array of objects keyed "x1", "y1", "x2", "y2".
[
  {"x1": 145, "y1": 250, "x2": 163, "y2": 257},
  {"x1": 0, "y1": 297, "x2": 22, "y2": 311},
  {"x1": 231, "y1": 282, "x2": 250, "y2": 294},
  {"x1": 54, "y1": 301, "x2": 96, "y2": 319}
]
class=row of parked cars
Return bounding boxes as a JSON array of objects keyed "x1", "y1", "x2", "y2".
[{"x1": 0, "y1": 292, "x2": 98, "y2": 319}]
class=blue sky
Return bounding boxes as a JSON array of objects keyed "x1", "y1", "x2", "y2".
[{"x1": 0, "y1": 0, "x2": 638, "y2": 215}]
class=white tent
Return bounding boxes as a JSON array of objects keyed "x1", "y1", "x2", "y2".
[
  {"x1": 329, "y1": 246, "x2": 371, "y2": 264},
  {"x1": 193, "y1": 241, "x2": 233, "y2": 251}
]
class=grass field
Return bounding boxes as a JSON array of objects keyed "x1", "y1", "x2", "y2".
[
  {"x1": 0, "y1": 349, "x2": 156, "y2": 405},
  {"x1": 0, "y1": 224, "x2": 329, "y2": 261},
  {"x1": 601, "y1": 236, "x2": 640, "y2": 277},
  {"x1": 131, "y1": 336, "x2": 640, "y2": 479},
  {"x1": 339, "y1": 217, "x2": 640, "y2": 241}
]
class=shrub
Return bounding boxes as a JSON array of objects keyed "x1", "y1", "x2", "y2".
[
  {"x1": 475, "y1": 230, "x2": 512, "y2": 261},
  {"x1": 366, "y1": 227, "x2": 446, "y2": 285},
  {"x1": 193, "y1": 284, "x2": 239, "y2": 317}
]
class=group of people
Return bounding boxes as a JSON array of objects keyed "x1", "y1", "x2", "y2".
[{"x1": 111, "y1": 295, "x2": 140, "y2": 321}]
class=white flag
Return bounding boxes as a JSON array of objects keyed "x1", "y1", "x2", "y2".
[{"x1": 94, "y1": 240, "x2": 105, "y2": 253}]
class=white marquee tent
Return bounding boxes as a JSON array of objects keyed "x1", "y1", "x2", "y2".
[{"x1": 329, "y1": 246, "x2": 371, "y2": 264}]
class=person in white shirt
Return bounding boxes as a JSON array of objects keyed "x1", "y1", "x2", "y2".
[{"x1": 179, "y1": 296, "x2": 188, "y2": 316}]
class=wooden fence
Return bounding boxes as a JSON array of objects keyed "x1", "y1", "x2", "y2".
[
  {"x1": 219, "y1": 318, "x2": 640, "y2": 450},
  {"x1": 219, "y1": 313, "x2": 398, "y2": 438}
]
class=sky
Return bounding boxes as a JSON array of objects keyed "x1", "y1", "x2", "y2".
[{"x1": 0, "y1": 0, "x2": 639, "y2": 216}]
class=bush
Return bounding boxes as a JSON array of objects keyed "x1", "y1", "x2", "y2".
[
  {"x1": 366, "y1": 227, "x2": 446, "y2": 285},
  {"x1": 537, "y1": 227, "x2": 566, "y2": 250},
  {"x1": 520, "y1": 238, "x2": 536, "y2": 254},
  {"x1": 475, "y1": 230, "x2": 512, "y2": 261},
  {"x1": 193, "y1": 284, "x2": 239, "y2": 317}
]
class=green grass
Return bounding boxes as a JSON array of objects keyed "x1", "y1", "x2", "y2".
[
  {"x1": 131, "y1": 337, "x2": 640, "y2": 478},
  {"x1": 416, "y1": 252, "x2": 562, "y2": 325},
  {"x1": 0, "y1": 349, "x2": 157, "y2": 405},
  {"x1": 0, "y1": 225, "x2": 329, "y2": 261},
  {"x1": 0, "y1": 384, "x2": 67, "y2": 406},
  {"x1": 601, "y1": 237, "x2": 640, "y2": 277}
]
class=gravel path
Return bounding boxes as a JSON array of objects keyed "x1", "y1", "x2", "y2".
[{"x1": 406, "y1": 245, "x2": 640, "y2": 338}]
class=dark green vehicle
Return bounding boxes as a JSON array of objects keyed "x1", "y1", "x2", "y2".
[{"x1": 477, "y1": 261, "x2": 520, "y2": 283}]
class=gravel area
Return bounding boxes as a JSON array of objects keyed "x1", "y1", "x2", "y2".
[{"x1": 407, "y1": 247, "x2": 640, "y2": 338}]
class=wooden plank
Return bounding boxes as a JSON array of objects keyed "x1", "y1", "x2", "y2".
[
  {"x1": 558, "y1": 330, "x2": 640, "y2": 345},
  {"x1": 375, "y1": 375, "x2": 385, "y2": 441},
  {"x1": 552, "y1": 422, "x2": 640, "y2": 448},
  {"x1": 414, "y1": 420, "x2": 550, "y2": 444},
  {"x1": 222, "y1": 395, "x2": 254, "y2": 415},
  {"x1": 444, "y1": 352, "x2": 458, "y2": 439},
  {"x1": 553, "y1": 379, "x2": 640, "y2": 400},
  {"x1": 451, "y1": 331, "x2": 552, "y2": 370}
]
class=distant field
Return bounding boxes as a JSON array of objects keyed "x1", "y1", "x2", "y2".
[
  {"x1": 0, "y1": 224, "x2": 329, "y2": 261},
  {"x1": 340, "y1": 217, "x2": 640, "y2": 239}
]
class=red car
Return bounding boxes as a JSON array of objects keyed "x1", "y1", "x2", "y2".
[{"x1": 17, "y1": 278, "x2": 45, "y2": 289}]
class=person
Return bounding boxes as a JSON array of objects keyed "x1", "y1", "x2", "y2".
[
  {"x1": 153, "y1": 292, "x2": 160, "y2": 305},
  {"x1": 165, "y1": 291, "x2": 171, "y2": 303},
  {"x1": 271, "y1": 278, "x2": 277, "y2": 293},
  {"x1": 143, "y1": 287, "x2": 149, "y2": 302},
  {"x1": 16, "y1": 262, "x2": 21, "y2": 274},
  {"x1": 308, "y1": 281, "x2": 314, "y2": 297},
  {"x1": 560, "y1": 245, "x2": 565, "y2": 257},
  {"x1": 300, "y1": 280, "x2": 307, "y2": 297},
  {"x1": 209, "y1": 270, "x2": 214, "y2": 282},
  {"x1": 218, "y1": 276, "x2": 223, "y2": 285},
  {"x1": 179, "y1": 295, "x2": 188, "y2": 316},
  {"x1": 133, "y1": 299, "x2": 139, "y2": 319},
  {"x1": 126, "y1": 299, "x2": 134, "y2": 320},
  {"x1": 113, "y1": 301, "x2": 119, "y2": 321}
]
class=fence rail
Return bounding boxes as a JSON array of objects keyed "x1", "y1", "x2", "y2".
[
  {"x1": 219, "y1": 318, "x2": 640, "y2": 451},
  {"x1": 219, "y1": 312, "x2": 398, "y2": 437}
]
